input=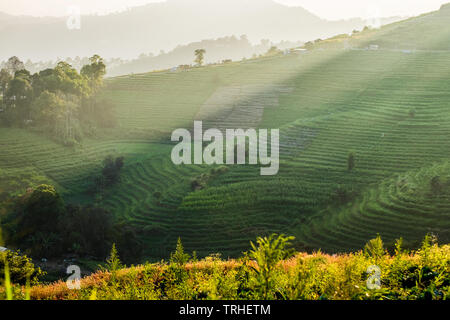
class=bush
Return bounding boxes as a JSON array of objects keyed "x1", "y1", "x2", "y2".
[
  {"x1": 94, "y1": 156, "x2": 125, "y2": 190},
  {"x1": 0, "y1": 250, "x2": 44, "y2": 285}
]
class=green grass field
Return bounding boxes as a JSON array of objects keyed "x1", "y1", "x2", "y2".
[{"x1": 2, "y1": 5, "x2": 450, "y2": 260}]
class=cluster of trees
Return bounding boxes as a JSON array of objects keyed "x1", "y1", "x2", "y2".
[
  {"x1": 1, "y1": 184, "x2": 142, "y2": 264},
  {"x1": 0, "y1": 56, "x2": 125, "y2": 75},
  {"x1": 0, "y1": 55, "x2": 114, "y2": 145}
]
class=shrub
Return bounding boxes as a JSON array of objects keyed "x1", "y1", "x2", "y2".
[
  {"x1": 170, "y1": 238, "x2": 190, "y2": 266},
  {"x1": 0, "y1": 250, "x2": 44, "y2": 285},
  {"x1": 247, "y1": 234, "x2": 295, "y2": 299}
]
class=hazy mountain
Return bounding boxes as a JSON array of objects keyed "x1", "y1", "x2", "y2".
[{"x1": 0, "y1": 0, "x2": 404, "y2": 62}]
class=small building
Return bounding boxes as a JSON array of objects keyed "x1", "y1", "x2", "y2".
[{"x1": 369, "y1": 44, "x2": 379, "y2": 50}]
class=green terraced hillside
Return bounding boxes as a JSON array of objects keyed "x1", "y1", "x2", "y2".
[{"x1": 2, "y1": 5, "x2": 450, "y2": 259}]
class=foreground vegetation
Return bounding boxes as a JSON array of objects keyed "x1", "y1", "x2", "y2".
[{"x1": 1, "y1": 234, "x2": 448, "y2": 300}]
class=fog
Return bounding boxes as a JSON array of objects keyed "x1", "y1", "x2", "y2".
[{"x1": 1, "y1": 0, "x2": 448, "y2": 20}]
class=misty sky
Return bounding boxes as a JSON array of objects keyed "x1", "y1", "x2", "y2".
[{"x1": 1, "y1": 0, "x2": 449, "y2": 20}]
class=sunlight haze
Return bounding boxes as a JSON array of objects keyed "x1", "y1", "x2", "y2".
[{"x1": 1, "y1": 0, "x2": 449, "y2": 19}]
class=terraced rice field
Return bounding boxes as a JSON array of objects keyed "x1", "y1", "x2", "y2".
[{"x1": 2, "y1": 48, "x2": 450, "y2": 259}]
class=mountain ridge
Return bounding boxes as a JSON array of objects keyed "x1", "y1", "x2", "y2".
[{"x1": 0, "y1": 0, "x2": 403, "y2": 61}]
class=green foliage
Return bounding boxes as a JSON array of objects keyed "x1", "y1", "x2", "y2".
[
  {"x1": 194, "y1": 49, "x2": 206, "y2": 66},
  {"x1": 364, "y1": 234, "x2": 385, "y2": 262},
  {"x1": 81, "y1": 55, "x2": 106, "y2": 95},
  {"x1": 15, "y1": 234, "x2": 449, "y2": 301},
  {"x1": 266, "y1": 46, "x2": 281, "y2": 56},
  {"x1": 2, "y1": 184, "x2": 123, "y2": 259},
  {"x1": 0, "y1": 249, "x2": 44, "y2": 286},
  {"x1": 61, "y1": 205, "x2": 114, "y2": 258},
  {"x1": 101, "y1": 156, "x2": 125, "y2": 186},
  {"x1": 190, "y1": 166, "x2": 229, "y2": 190},
  {"x1": 19, "y1": 184, "x2": 65, "y2": 234},
  {"x1": 170, "y1": 238, "x2": 190, "y2": 266},
  {"x1": 106, "y1": 243, "x2": 123, "y2": 271},
  {"x1": 248, "y1": 234, "x2": 295, "y2": 299},
  {"x1": 93, "y1": 156, "x2": 125, "y2": 192},
  {"x1": 102, "y1": 243, "x2": 123, "y2": 283},
  {"x1": 0, "y1": 55, "x2": 107, "y2": 143}
]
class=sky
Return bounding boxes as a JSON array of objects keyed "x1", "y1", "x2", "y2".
[{"x1": 0, "y1": 0, "x2": 448, "y2": 20}]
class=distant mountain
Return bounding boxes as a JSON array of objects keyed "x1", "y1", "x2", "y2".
[{"x1": 0, "y1": 0, "x2": 403, "y2": 61}]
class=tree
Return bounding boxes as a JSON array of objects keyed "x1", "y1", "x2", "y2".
[
  {"x1": 248, "y1": 234, "x2": 295, "y2": 299},
  {"x1": 347, "y1": 152, "x2": 355, "y2": 171},
  {"x1": 194, "y1": 49, "x2": 206, "y2": 66},
  {"x1": 116, "y1": 226, "x2": 142, "y2": 264},
  {"x1": 0, "y1": 69, "x2": 12, "y2": 103},
  {"x1": 5, "y1": 72, "x2": 33, "y2": 113},
  {"x1": 5, "y1": 56, "x2": 25, "y2": 76},
  {"x1": 61, "y1": 205, "x2": 114, "y2": 258},
  {"x1": 170, "y1": 237, "x2": 190, "y2": 265},
  {"x1": 80, "y1": 54, "x2": 106, "y2": 95},
  {"x1": 364, "y1": 234, "x2": 385, "y2": 263},
  {"x1": 20, "y1": 184, "x2": 65, "y2": 234},
  {"x1": 0, "y1": 249, "x2": 44, "y2": 285},
  {"x1": 105, "y1": 243, "x2": 123, "y2": 271},
  {"x1": 266, "y1": 46, "x2": 280, "y2": 56},
  {"x1": 31, "y1": 90, "x2": 65, "y2": 128},
  {"x1": 31, "y1": 68, "x2": 59, "y2": 97},
  {"x1": 103, "y1": 243, "x2": 123, "y2": 282},
  {"x1": 53, "y1": 61, "x2": 88, "y2": 97},
  {"x1": 100, "y1": 156, "x2": 125, "y2": 186}
]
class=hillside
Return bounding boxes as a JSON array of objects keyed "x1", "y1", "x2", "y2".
[
  {"x1": 1, "y1": 5, "x2": 450, "y2": 261},
  {"x1": 0, "y1": 0, "x2": 402, "y2": 61},
  {"x1": 309, "y1": 3, "x2": 450, "y2": 51},
  {"x1": 356, "y1": 3, "x2": 450, "y2": 50}
]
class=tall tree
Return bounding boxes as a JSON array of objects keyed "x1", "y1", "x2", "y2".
[
  {"x1": 0, "y1": 69, "x2": 12, "y2": 106},
  {"x1": 5, "y1": 56, "x2": 25, "y2": 76},
  {"x1": 31, "y1": 90, "x2": 65, "y2": 129},
  {"x1": 54, "y1": 61, "x2": 88, "y2": 97},
  {"x1": 5, "y1": 70, "x2": 33, "y2": 120},
  {"x1": 194, "y1": 49, "x2": 206, "y2": 66},
  {"x1": 80, "y1": 55, "x2": 107, "y2": 115},
  {"x1": 81, "y1": 54, "x2": 106, "y2": 95}
]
